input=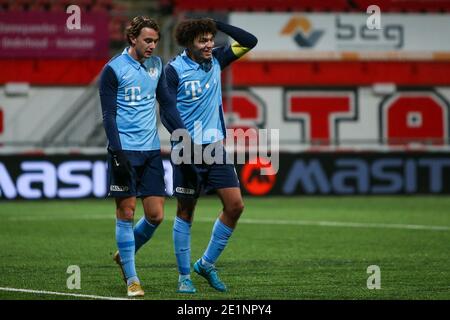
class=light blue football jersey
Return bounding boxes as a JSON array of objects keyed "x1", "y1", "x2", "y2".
[
  {"x1": 167, "y1": 50, "x2": 226, "y2": 144},
  {"x1": 106, "y1": 48, "x2": 163, "y2": 151}
]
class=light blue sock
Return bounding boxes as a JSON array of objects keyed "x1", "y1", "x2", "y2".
[
  {"x1": 134, "y1": 217, "x2": 158, "y2": 253},
  {"x1": 116, "y1": 219, "x2": 139, "y2": 285},
  {"x1": 173, "y1": 216, "x2": 191, "y2": 275},
  {"x1": 202, "y1": 218, "x2": 234, "y2": 265},
  {"x1": 179, "y1": 274, "x2": 191, "y2": 282}
]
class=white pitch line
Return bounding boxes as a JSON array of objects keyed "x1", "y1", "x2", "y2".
[
  {"x1": 234, "y1": 218, "x2": 450, "y2": 231},
  {"x1": 6, "y1": 215, "x2": 114, "y2": 221},
  {"x1": 5, "y1": 215, "x2": 450, "y2": 232},
  {"x1": 0, "y1": 287, "x2": 131, "y2": 300},
  {"x1": 193, "y1": 217, "x2": 450, "y2": 232}
]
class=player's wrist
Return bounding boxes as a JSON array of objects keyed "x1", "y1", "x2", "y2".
[
  {"x1": 214, "y1": 20, "x2": 226, "y2": 31},
  {"x1": 108, "y1": 146, "x2": 122, "y2": 155}
]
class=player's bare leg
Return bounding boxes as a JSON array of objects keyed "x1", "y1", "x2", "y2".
[
  {"x1": 176, "y1": 197, "x2": 197, "y2": 222},
  {"x1": 216, "y1": 187, "x2": 244, "y2": 229},
  {"x1": 116, "y1": 196, "x2": 136, "y2": 221},
  {"x1": 141, "y1": 196, "x2": 165, "y2": 225}
]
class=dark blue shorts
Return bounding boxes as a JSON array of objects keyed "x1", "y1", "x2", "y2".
[
  {"x1": 173, "y1": 145, "x2": 240, "y2": 198},
  {"x1": 107, "y1": 150, "x2": 166, "y2": 198}
]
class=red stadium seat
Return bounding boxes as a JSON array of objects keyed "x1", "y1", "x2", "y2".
[
  {"x1": 285, "y1": 0, "x2": 349, "y2": 12},
  {"x1": 29, "y1": 3, "x2": 46, "y2": 11},
  {"x1": 55, "y1": 0, "x2": 94, "y2": 12},
  {"x1": 50, "y1": 1, "x2": 65, "y2": 12},
  {"x1": 0, "y1": 0, "x2": 8, "y2": 11},
  {"x1": 173, "y1": 0, "x2": 450, "y2": 12},
  {"x1": 91, "y1": 3, "x2": 108, "y2": 13},
  {"x1": 30, "y1": 0, "x2": 52, "y2": 11},
  {"x1": 97, "y1": 0, "x2": 113, "y2": 6},
  {"x1": 109, "y1": 16, "x2": 126, "y2": 42},
  {"x1": 96, "y1": 0, "x2": 113, "y2": 11},
  {"x1": 13, "y1": 0, "x2": 33, "y2": 5},
  {"x1": 173, "y1": 0, "x2": 350, "y2": 12},
  {"x1": 351, "y1": 0, "x2": 450, "y2": 12},
  {"x1": 110, "y1": 1, "x2": 127, "y2": 14},
  {"x1": 58, "y1": 0, "x2": 93, "y2": 6},
  {"x1": 7, "y1": 2, "x2": 24, "y2": 11},
  {"x1": 4, "y1": 0, "x2": 39, "y2": 11}
]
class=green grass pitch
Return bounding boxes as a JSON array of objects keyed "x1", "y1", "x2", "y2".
[{"x1": 0, "y1": 196, "x2": 449, "y2": 300}]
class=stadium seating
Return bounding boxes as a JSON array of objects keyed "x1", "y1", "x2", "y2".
[
  {"x1": 0, "y1": 0, "x2": 123, "y2": 13},
  {"x1": 173, "y1": 0, "x2": 350, "y2": 12},
  {"x1": 0, "y1": 0, "x2": 129, "y2": 85},
  {"x1": 2, "y1": 0, "x2": 450, "y2": 14},
  {"x1": 29, "y1": 0, "x2": 51, "y2": 11},
  {"x1": 173, "y1": 0, "x2": 450, "y2": 12},
  {"x1": 351, "y1": 0, "x2": 450, "y2": 12},
  {"x1": 175, "y1": 0, "x2": 446, "y2": 87}
]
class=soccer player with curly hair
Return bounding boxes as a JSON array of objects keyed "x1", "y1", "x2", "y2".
[{"x1": 165, "y1": 18, "x2": 257, "y2": 293}]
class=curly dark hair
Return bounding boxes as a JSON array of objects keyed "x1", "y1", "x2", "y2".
[
  {"x1": 174, "y1": 18, "x2": 217, "y2": 47},
  {"x1": 125, "y1": 16, "x2": 160, "y2": 45}
]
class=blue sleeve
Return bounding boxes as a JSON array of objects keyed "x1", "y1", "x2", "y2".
[
  {"x1": 99, "y1": 65, "x2": 122, "y2": 151},
  {"x1": 212, "y1": 46, "x2": 237, "y2": 71},
  {"x1": 165, "y1": 63, "x2": 179, "y2": 98},
  {"x1": 213, "y1": 20, "x2": 258, "y2": 70},
  {"x1": 157, "y1": 63, "x2": 186, "y2": 134}
]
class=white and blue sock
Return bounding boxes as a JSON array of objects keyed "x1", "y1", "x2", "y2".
[
  {"x1": 173, "y1": 216, "x2": 192, "y2": 276},
  {"x1": 201, "y1": 218, "x2": 234, "y2": 266},
  {"x1": 134, "y1": 217, "x2": 158, "y2": 253},
  {"x1": 179, "y1": 274, "x2": 191, "y2": 282},
  {"x1": 116, "y1": 219, "x2": 139, "y2": 285}
]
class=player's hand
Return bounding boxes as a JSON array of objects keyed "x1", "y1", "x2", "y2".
[{"x1": 108, "y1": 148, "x2": 132, "y2": 183}]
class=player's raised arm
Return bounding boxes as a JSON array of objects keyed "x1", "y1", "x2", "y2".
[{"x1": 212, "y1": 20, "x2": 258, "y2": 69}]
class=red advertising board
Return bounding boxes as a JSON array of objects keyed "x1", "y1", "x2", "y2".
[{"x1": 0, "y1": 12, "x2": 109, "y2": 58}]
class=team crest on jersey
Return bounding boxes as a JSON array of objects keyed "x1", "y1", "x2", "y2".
[{"x1": 148, "y1": 68, "x2": 158, "y2": 79}]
